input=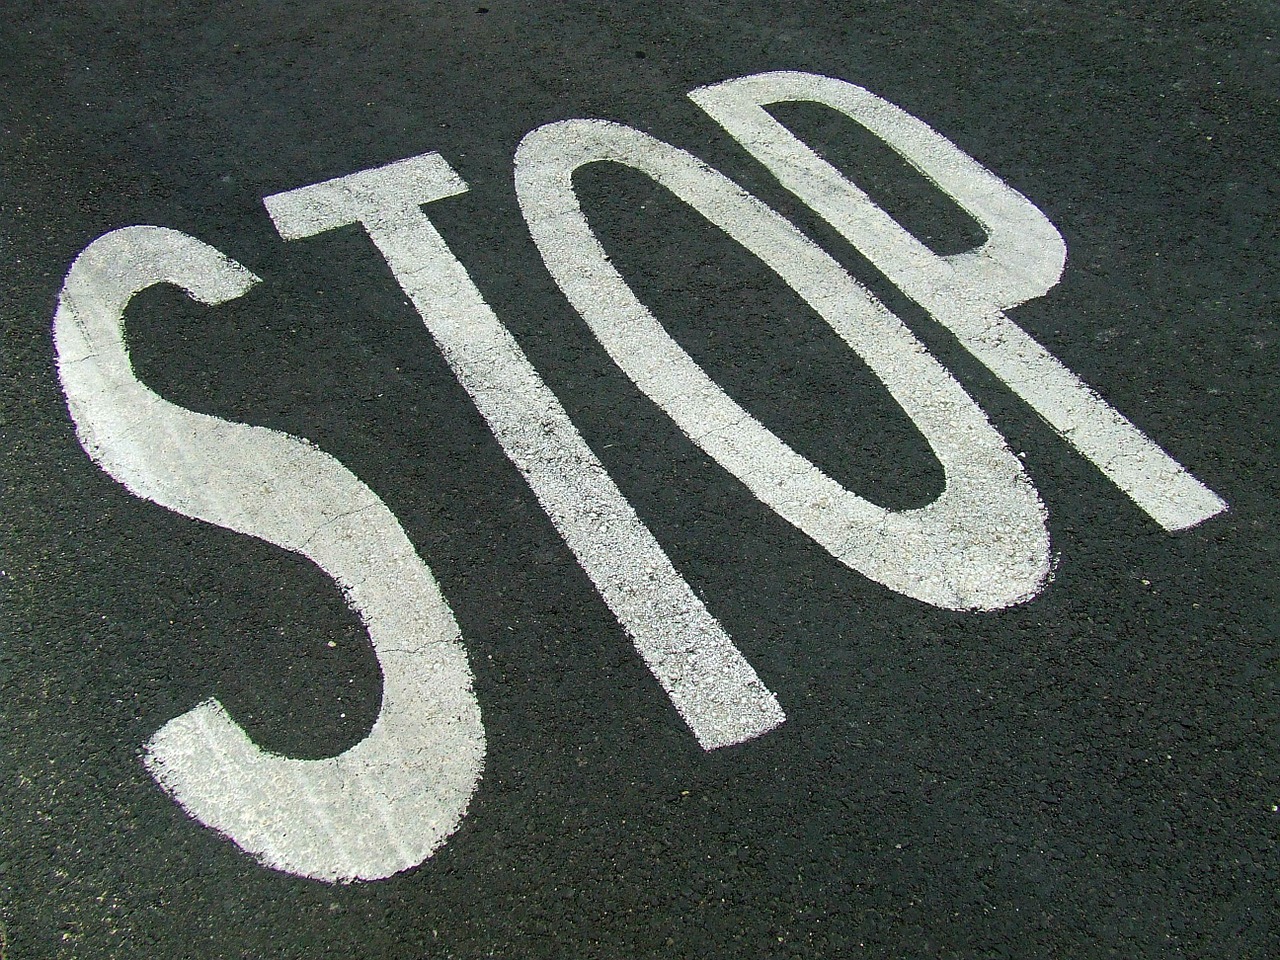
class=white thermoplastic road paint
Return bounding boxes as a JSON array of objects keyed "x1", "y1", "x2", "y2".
[
  {"x1": 689, "y1": 71, "x2": 1226, "y2": 531},
  {"x1": 515, "y1": 120, "x2": 1051, "y2": 612},
  {"x1": 51, "y1": 72, "x2": 1229, "y2": 884},
  {"x1": 54, "y1": 227, "x2": 484, "y2": 882},
  {"x1": 264, "y1": 154, "x2": 786, "y2": 752}
]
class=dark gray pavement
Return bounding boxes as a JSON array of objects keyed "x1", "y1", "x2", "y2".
[{"x1": 2, "y1": 2, "x2": 1278, "y2": 957}]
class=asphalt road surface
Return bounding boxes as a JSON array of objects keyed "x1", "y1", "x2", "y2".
[{"x1": 3, "y1": 2, "x2": 1277, "y2": 957}]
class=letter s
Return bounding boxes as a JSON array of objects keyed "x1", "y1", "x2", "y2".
[{"x1": 53, "y1": 226, "x2": 484, "y2": 882}]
